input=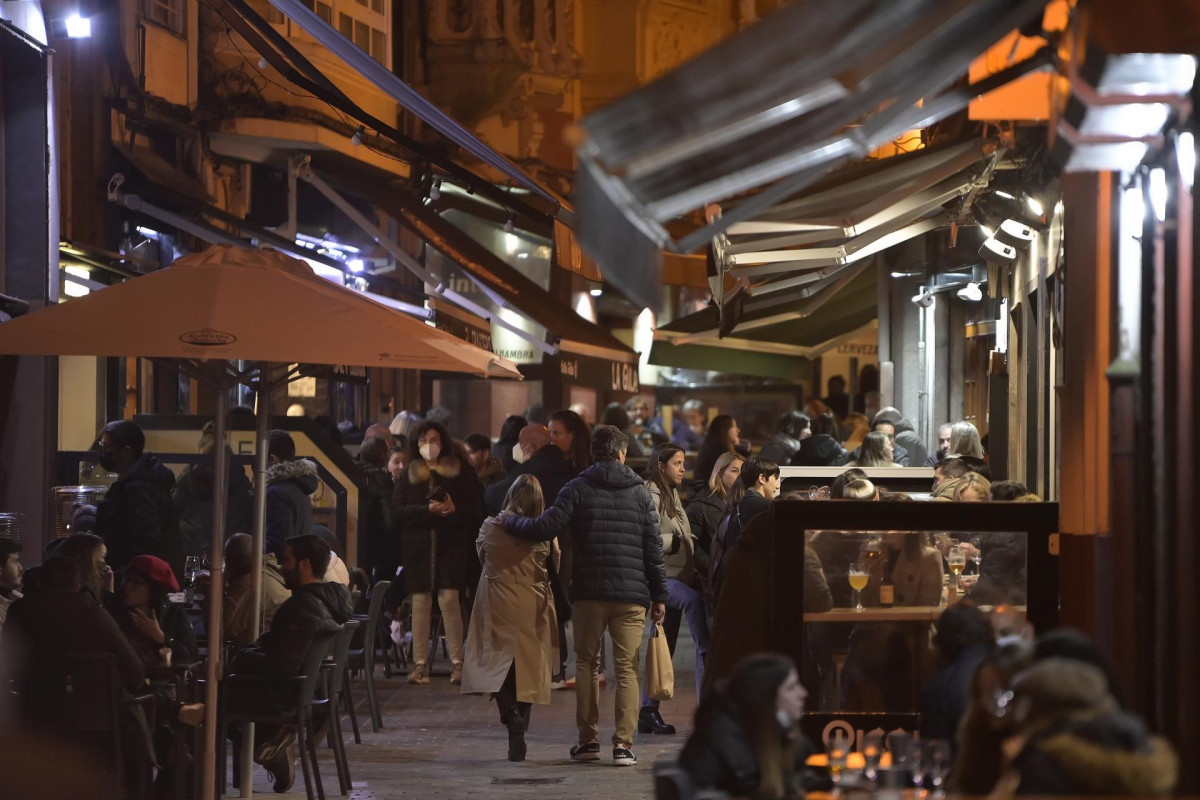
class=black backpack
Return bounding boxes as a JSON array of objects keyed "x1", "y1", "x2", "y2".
[{"x1": 706, "y1": 505, "x2": 742, "y2": 609}]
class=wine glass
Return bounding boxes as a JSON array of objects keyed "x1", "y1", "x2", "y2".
[
  {"x1": 848, "y1": 564, "x2": 869, "y2": 611},
  {"x1": 862, "y1": 732, "x2": 884, "y2": 782},
  {"x1": 925, "y1": 740, "x2": 952, "y2": 797},
  {"x1": 183, "y1": 556, "x2": 200, "y2": 604},
  {"x1": 910, "y1": 740, "x2": 928, "y2": 797},
  {"x1": 969, "y1": 536, "x2": 983, "y2": 571},
  {"x1": 947, "y1": 546, "x2": 966, "y2": 590},
  {"x1": 827, "y1": 732, "x2": 850, "y2": 791}
]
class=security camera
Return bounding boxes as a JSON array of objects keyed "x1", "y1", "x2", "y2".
[{"x1": 911, "y1": 291, "x2": 935, "y2": 308}]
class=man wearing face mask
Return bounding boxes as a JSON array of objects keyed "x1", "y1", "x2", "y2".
[
  {"x1": 75, "y1": 420, "x2": 183, "y2": 580},
  {"x1": 484, "y1": 425, "x2": 572, "y2": 517}
]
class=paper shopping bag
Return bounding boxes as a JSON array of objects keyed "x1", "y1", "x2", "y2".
[{"x1": 645, "y1": 621, "x2": 674, "y2": 701}]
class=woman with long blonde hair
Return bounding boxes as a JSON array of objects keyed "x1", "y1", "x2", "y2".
[
  {"x1": 949, "y1": 420, "x2": 985, "y2": 459},
  {"x1": 686, "y1": 451, "x2": 745, "y2": 557},
  {"x1": 461, "y1": 474, "x2": 559, "y2": 761}
]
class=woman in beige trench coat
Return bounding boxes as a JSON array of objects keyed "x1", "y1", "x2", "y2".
[{"x1": 461, "y1": 474, "x2": 559, "y2": 761}]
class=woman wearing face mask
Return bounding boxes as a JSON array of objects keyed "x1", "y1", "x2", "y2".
[
  {"x1": 640, "y1": 444, "x2": 709, "y2": 735},
  {"x1": 392, "y1": 421, "x2": 485, "y2": 685},
  {"x1": 679, "y1": 653, "x2": 827, "y2": 799}
]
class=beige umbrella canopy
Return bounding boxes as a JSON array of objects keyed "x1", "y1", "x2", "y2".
[
  {"x1": 0, "y1": 245, "x2": 519, "y2": 797},
  {"x1": 0, "y1": 245, "x2": 520, "y2": 377}
]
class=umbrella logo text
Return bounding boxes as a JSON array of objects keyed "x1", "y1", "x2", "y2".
[{"x1": 179, "y1": 329, "x2": 238, "y2": 346}]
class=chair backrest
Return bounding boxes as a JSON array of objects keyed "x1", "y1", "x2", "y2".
[
  {"x1": 29, "y1": 652, "x2": 121, "y2": 733},
  {"x1": 297, "y1": 629, "x2": 339, "y2": 706},
  {"x1": 328, "y1": 619, "x2": 359, "y2": 687},
  {"x1": 362, "y1": 580, "x2": 390, "y2": 649}
]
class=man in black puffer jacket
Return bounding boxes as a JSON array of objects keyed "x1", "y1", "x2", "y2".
[
  {"x1": 505, "y1": 424, "x2": 667, "y2": 768},
  {"x1": 228, "y1": 533, "x2": 353, "y2": 791}
]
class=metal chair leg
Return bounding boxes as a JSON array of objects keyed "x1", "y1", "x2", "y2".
[
  {"x1": 330, "y1": 699, "x2": 352, "y2": 795},
  {"x1": 342, "y1": 671, "x2": 362, "y2": 745},
  {"x1": 365, "y1": 651, "x2": 382, "y2": 732},
  {"x1": 297, "y1": 722, "x2": 317, "y2": 800}
]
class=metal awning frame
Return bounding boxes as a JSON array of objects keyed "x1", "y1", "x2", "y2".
[
  {"x1": 655, "y1": 318, "x2": 878, "y2": 359},
  {"x1": 292, "y1": 157, "x2": 559, "y2": 357}
]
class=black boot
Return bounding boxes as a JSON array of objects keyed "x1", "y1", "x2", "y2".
[
  {"x1": 638, "y1": 705, "x2": 676, "y2": 735},
  {"x1": 505, "y1": 707, "x2": 528, "y2": 762}
]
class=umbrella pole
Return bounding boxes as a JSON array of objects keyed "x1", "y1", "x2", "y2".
[
  {"x1": 201, "y1": 382, "x2": 229, "y2": 800},
  {"x1": 241, "y1": 369, "x2": 272, "y2": 797}
]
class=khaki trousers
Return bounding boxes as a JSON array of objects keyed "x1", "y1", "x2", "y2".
[{"x1": 572, "y1": 600, "x2": 647, "y2": 746}]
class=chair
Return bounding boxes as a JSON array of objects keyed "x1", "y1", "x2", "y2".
[
  {"x1": 29, "y1": 652, "x2": 158, "y2": 798},
  {"x1": 350, "y1": 579, "x2": 390, "y2": 732},
  {"x1": 149, "y1": 661, "x2": 206, "y2": 800},
  {"x1": 223, "y1": 628, "x2": 339, "y2": 800},
  {"x1": 324, "y1": 619, "x2": 358, "y2": 795},
  {"x1": 653, "y1": 761, "x2": 696, "y2": 800}
]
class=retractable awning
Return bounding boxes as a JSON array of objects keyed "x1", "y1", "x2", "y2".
[
  {"x1": 573, "y1": 0, "x2": 1050, "y2": 308},
  {"x1": 307, "y1": 155, "x2": 635, "y2": 358},
  {"x1": 649, "y1": 263, "x2": 877, "y2": 381}
]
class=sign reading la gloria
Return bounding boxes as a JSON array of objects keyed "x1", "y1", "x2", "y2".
[{"x1": 559, "y1": 356, "x2": 640, "y2": 394}]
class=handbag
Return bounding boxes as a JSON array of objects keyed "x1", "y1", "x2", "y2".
[
  {"x1": 546, "y1": 556, "x2": 572, "y2": 623},
  {"x1": 644, "y1": 621, "x2": 674, "y2": 701}
]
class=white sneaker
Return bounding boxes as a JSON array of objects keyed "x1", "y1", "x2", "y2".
[{"x1": 612, "y1": 745, "x2": 637, "y2": 766}]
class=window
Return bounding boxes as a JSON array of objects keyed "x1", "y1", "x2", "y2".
[
  {"x1": 316, "y1": 2, "x2": 333, "y2": 24},
  {"x1": 333, "y1": 0, "x2": 390, "y2": 67},
  {"x1": 142, "y1": 0, "x2": 185, "y2": 35},
  {"x1": 338, "y1": 12, "x2": 353, "y2": 38}
]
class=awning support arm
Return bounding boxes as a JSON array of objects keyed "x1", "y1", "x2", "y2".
[{"x1": 294, "y1": 159, "x2": 557, "y2": 357}]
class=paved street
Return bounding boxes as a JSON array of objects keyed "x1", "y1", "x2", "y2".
[{"x1": 231, "y1": 623, "x2": 699, "y2": 799}]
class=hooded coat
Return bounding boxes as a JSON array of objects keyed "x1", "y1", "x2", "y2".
[
  {"x1": 460, "y1": 516, "x2": 559, "y2": 703},
  {"x1": 265, "y1": 458, "x2": 319, "y2": 559},
  {"x1": 391, "y1": 453, "x2": 485, "y2": 594},
  {"x1": 173, "y1": 451, "x2": 253, "y2": 558},
  {"x1": 354, "y1": 458, "x2": 399, "y2": 575},
  {"x1": 96, "y1": 452, "x2": 183, "y2": 579},
  {"x1": 1002, "y1": 659, "x2": 1177, "y2": 796},
  {"x1": 758, "y1": 432, "x2": 804, "y2": 468},
  {"x1": 505, "y1": 460, "x2": 669, "y2": 607},
  {"x1": 791, "y1": 435, "x2": 849, "y2": 467}
]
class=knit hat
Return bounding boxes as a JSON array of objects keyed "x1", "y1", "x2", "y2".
[{"x1": 127, "y1": 554, "x2": 180, "y2": 593}]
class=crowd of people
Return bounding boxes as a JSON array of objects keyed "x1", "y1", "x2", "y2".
[{"x1": 0, "y1": 392, "x2": 1175, "y2": 798}]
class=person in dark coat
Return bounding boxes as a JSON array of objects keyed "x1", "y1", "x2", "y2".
[
  {"x1": 227, "y1": 534, "x2": 354, "y2": 792},
  {"x1": 464, "y1": 433, "x2": 507, "y2": 489},
  {"x1": 686, "y1": 451, "x2": 745, "y2": 559},
  {"x1": 391, "y1": 420, "x2": 485, "y2": 686},
  {"x1": 484, "y1": 423, "x2": 575, "y2": 683},
  {"x1": 680, "y1": 653, "x2": 828, "y2": 799},
  {"x1": 757, "y1": 412, "x2": 810, "y2": 468},
  {"x1": 490, "y1": 415, "x2": 528, "y2": 475},
  {"x1": 920, "y1": 602, "x2": 994, "y2": 743},
  {"x1": 503, "y1": 425, "x2": 667, "y2": 767},
  {"x1": 173, "y1": 421, "x2": 253, "y2": 558},
  {"x1": 695, "y1": 415, "x2": 741, "y2": 488},
  {"x1": 106, "y1": 555, "x2": 203, "y2": 789},
  {"x1": 599, "y1": 402, "x2": 645, "y2": 458},
  {"x1": 873, "y1": 407, "x2": 925, "y2": 466},
  {"x1": 264, "y1": 430, "x2": 319, "y2": 560},
  {"x1": 1003, "y1": 659, "x2": 1177, "y2": 796},
  {"x1": 354, "y1": 435, "x2": 400, "y2": 580},
  {"x1": 791, "y1": 413, "x2": 849, "y2": 467},
  {"x1": 80, "y1": 420, "x2": 183, "y2": 580},
  {"x1": 735, "y1": 457, "x2": 780, "y2": 537},
  {"x1": 5, "y1": 556, "x2": 146, "y2": 702}
]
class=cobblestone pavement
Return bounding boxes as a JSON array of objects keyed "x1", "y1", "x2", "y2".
[{"x1": 231, "y1": 623, "x2": 699, "y2": 799}]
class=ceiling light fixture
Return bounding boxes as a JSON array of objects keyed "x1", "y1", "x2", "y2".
[
  {"x1": 956, "y1": 282, "x2": 983, "y2": 302},
  {"x1": 995, "y1": 219, "x2": 1036, "y2": 250}
]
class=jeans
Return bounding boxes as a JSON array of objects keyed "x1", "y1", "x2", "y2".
[
  {"x1": 642, "y1": 578, "x2": 709, "y2": 707},
  {"x1": 572, "y1": 600, "x2": 646, "y2": 746}
]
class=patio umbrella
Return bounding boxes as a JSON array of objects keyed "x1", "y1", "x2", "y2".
[{"x1": 0, "y1": 245, "x2": 519, "y2": 797}]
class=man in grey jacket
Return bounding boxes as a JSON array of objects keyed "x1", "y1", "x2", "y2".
[{"x1": 504, "y1": 425, "x2": 667, "y2": 767}]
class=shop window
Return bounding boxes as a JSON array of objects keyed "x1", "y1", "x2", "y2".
[{"x1": 142, "y1": 0, "x2": 185, "y2": 35}]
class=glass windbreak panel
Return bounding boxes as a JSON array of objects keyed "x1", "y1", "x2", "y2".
[{"x1": 801, "y1": 530, "x2": 1027, "y2": 714}]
